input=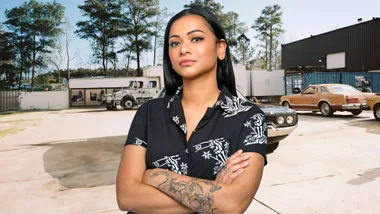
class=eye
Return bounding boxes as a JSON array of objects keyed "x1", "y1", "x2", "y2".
[
  {"x1": 192, "y1": 37, "x2": 204, "y2": 42},
  {"x1": 170, "y1": 41, "x2": 180, "y2": 47}
]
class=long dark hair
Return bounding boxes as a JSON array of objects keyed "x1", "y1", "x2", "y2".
[{"x1": 163, "y1": 7, "x2": 237, "y2": 96}]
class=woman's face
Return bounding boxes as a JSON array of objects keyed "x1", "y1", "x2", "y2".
[{"x1": 168, "y1": 14, "x2": 226, "y2": 80}]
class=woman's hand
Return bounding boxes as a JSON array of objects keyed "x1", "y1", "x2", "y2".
[{"x1": 215, "y1": 149, "x2": 250, "y2": 184}]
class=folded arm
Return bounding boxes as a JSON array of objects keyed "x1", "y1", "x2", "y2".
[
  {"x1": 116, "y1": 145, "x2": 193, "y2": 213},
  {"x1": 144, "y1": 152, "x2": 265, "y2": 213}
]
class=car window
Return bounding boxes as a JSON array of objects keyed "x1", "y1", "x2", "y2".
[
  {"x1": 302, "y1": 86, "x2": 315, "y2": 94},
  {"x1": 321, "y1": 86, "x2": 329, "y2": 94},
  {"x1": 329, "y1": 85, "x2": 359, "y2": 93}
]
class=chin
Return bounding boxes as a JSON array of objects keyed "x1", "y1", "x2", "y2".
[{"x1": 175, "y1": 67, "x2": 203, "y2": 79}]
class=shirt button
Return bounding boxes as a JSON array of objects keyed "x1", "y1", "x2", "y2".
[{"x1": 185, "y1": 149, "x2": 189, "y2": 153}]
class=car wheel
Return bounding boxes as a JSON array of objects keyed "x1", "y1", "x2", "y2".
[
  {"x1": 374, "y1": 104, "x2": 380, "y2": 121},
  {"x1": 320, "y1": 102, "x2": 333, "y2": 117},
  {"x1": 122, "y1": 96, "x2": 135, "y2": 109},
  {"x1": 283, "y1": 101, "x2": 291, "y2": 108},
  {"x1": 267, "y1": 142, "x2": 279, "y2": 153},
  {"x1": 350, "y1": 110, "x2": 362, "y2": 116}
]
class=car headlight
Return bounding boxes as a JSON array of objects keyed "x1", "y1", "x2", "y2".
[
  {"x1": 286, "y1": 115, "x2": 294, "y2": 124},
  {"x1": 277, "y1": 116, "x2": 285, "y2": 125}
]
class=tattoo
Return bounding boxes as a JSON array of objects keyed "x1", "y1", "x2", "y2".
[{"x1": 151, "y1": 171, "x2": 222, "y2": 213}]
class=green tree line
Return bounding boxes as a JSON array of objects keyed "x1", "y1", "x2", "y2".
[{"x1": 0, "y1": 0, "x2": 284, "y2": 89}]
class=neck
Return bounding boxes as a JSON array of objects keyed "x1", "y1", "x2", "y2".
[{"x1": 181, "y1": 72, "x2": 220, "y2": 108}]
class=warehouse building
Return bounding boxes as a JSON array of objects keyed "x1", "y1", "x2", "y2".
[{"x1": 281, "y1": 17, "x2": 380, "y2": 94}]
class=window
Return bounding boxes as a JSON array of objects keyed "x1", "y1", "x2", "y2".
[
  {"x1": 148, "y1": 81, "x2": 157, "y2": 88},
  {"x1": 302, "y1": 86, "x2": 315, "y2": 94},
  {"x1": 321, "y1": 86, "x2": 329, "y2": 94}
]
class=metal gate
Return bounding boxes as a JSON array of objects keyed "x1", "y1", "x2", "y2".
[{"x1": 0, "y1": 90, "x2": 20, "y2": 112}]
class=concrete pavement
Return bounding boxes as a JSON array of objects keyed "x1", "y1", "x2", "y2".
[{"x1": 0, "y1": 109, "x2": 379, "y2": 213}]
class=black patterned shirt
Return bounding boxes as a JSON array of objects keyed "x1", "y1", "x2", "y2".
[{"x1": 125, "y1": 85, "x2": 268, "y2": 180}]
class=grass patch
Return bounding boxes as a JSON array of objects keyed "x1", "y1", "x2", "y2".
[
  {"x1": 0, "y1": 118, "x2": 42, "y2": 124},
  {"x1": 0, "y1": 127, "x2": 26, "y2": 138}
]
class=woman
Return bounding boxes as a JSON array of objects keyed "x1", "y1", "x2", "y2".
[{"x1": 116, "y1": 7, "x2": 268, "y2": 214}]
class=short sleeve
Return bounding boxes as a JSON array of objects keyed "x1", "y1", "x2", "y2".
[
  {"x1": 237, "y1": 107, "x2": 268, "y2": 166},
  {"x1": 124, "y1": 104, "x2": 148, "y2": 148}
]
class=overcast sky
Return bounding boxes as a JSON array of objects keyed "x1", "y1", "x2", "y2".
[{"x1": 1, "y1": 0, "x2": 379, "y2": 70}]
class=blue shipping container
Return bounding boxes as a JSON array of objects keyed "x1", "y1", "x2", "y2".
[{"x1": 285, "y1": 72, "x2": 380, "y2": 95}]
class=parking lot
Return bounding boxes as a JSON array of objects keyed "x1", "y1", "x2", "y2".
[{"x1": 0, "y1": 108, "x2": 379, "y2": 214}]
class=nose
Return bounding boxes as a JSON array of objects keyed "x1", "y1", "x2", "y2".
[{"x1": 180, "y1": 41, "x2": 191, "y2": 56}]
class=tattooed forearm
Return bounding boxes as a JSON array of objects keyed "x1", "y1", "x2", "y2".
[{"x1": 150, "y1": 171, "x2": 222, "y2": 213}]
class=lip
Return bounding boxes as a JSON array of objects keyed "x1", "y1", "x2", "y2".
[{"x1": 179, "y1": 59, "x2": 197, "y2": 66}]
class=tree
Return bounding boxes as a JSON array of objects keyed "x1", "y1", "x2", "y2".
[
  {"x1": 184, "y1": 1, "x2": 248, "y2": 64},
  {"x1": 222, "y1": 11, "x2": 249, "y2": 63},
  {"x1": 234, "y1": 34, "x2": 255, "y2": 67},
  {"x1": 48, "y1": 40, "x2": 63, "y2": 82},
  {"x1": 118, "y1": 37, "x2": 136, "y2": 73},
  {"x1": 75, "y1": 0, "x2": 123, "y2": 76},
  {"x1": 63, "y1": 17, "x2": 76, "y2": 79},
  {"x1": 252, "y1": 4, "x2": 284, "y2": 70},
  {"x1": 152, "y1": 7, "x2": 172, "y2": 66},
  {"x1": 3, "y1": 0, "x2": 65, "y2": 87},
  {"x1": 184, "y1": 0, "x2": 224, "y2": 20},
  {"x1": 0, "y1": 25, "x2": 16, "y2": 88},
  {"x1": 121, "y1": 0, "x2": 160, "y2": 76}
]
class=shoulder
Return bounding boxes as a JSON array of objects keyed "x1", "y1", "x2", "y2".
[
  {"x1": 230, "y1": 96, "x2": 266, "y2": 123},
  {"x1": 136, "y1": 95, "x2": 172, "y2": 116}
]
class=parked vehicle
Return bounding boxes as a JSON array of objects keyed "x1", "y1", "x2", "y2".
[
  {"x1": 156, "y1": 88, "x2": 298, "y2": 153},
  {"x1": 280, "y1": 84, "x2": 377, "y2": 117},
  {"x1": 367, "y1": 96, "x2": 380, "y2": 121},
  {"x1": 106, "y1": 76, "x2": 162, "y2": 110}
]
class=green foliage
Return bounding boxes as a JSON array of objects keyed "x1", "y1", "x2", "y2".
[
  {"x1": 184, "y1": 0, "x2": 249, "y2": 64},
  {"x1": 120, "y1": 0, "x2": 160, "y2": 76},
  {"x1": 3, "y1": 0, "x2": 65, "y2": 87},
  {"x1": 252, "y1": 4, "x2": 284, "y2": 70},
  {"x1": 75, "y1": 0, "x2": 123, "y2": 75}
]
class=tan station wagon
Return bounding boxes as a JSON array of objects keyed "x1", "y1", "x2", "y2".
[{"x1": 280, "y1": 84, "x2": 377, "y2": 117}]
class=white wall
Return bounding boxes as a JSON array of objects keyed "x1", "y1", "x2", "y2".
[
  {"x1": 19, "y1": 91, "x2": 69, "y2": 110},
  {"x1": 69, "y1": 77, "x2": 131, "y2": 88},
  {"x1": 233, "y1": 65, "x2": 250, "y2": 96},
  {"x1": 250, "y1": 69, "x2": 284, "y2": 96}
]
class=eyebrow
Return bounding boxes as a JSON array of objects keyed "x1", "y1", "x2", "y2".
[{"x1": 169, "y1": 29, "x2": 205, "y2": 39}]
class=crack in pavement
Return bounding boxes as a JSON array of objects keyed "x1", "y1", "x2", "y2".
[
  {"x1": 254, "y1": 198, "x2": 281, "y2": 214},
  {"x1": 271, "y1": 174, "x2": 338, "y2": 187}
]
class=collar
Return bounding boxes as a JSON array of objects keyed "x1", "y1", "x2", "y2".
[
  {"x1": 167, "y1": 85, "x2": 235, "y2": 110},
  {"x1": 166, "y1": 85, "x2": 252, "y2": 134}
]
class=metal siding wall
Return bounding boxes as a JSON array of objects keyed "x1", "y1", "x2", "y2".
[{"x1": 282, "y1": 19, "x2": 380, "y2": 71}]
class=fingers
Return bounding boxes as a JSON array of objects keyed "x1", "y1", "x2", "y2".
[
  {"x1": 224, "y1": 154, "x2": 250, "y2": 171},
  {"x1": 221, "y1": 161, "x2": 250, "y2": 184},
  {"x1": 217, "y1": 150, "x2": 243, "y2": 181},
  {"x1": 225, "y1": 168, "x2": 245, "y2": 184}
]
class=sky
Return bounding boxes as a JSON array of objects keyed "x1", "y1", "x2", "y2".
[{"x1": 1, "y1": 0, "x2": 379, "y2": 71}]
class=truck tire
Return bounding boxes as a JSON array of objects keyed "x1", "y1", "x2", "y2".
[
  {"x1": 106, "y1": 102, "x2": 116, "y2": 111},
  {"x1": 121, "y1": 96, "x2": 135, "y2": 109}
]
